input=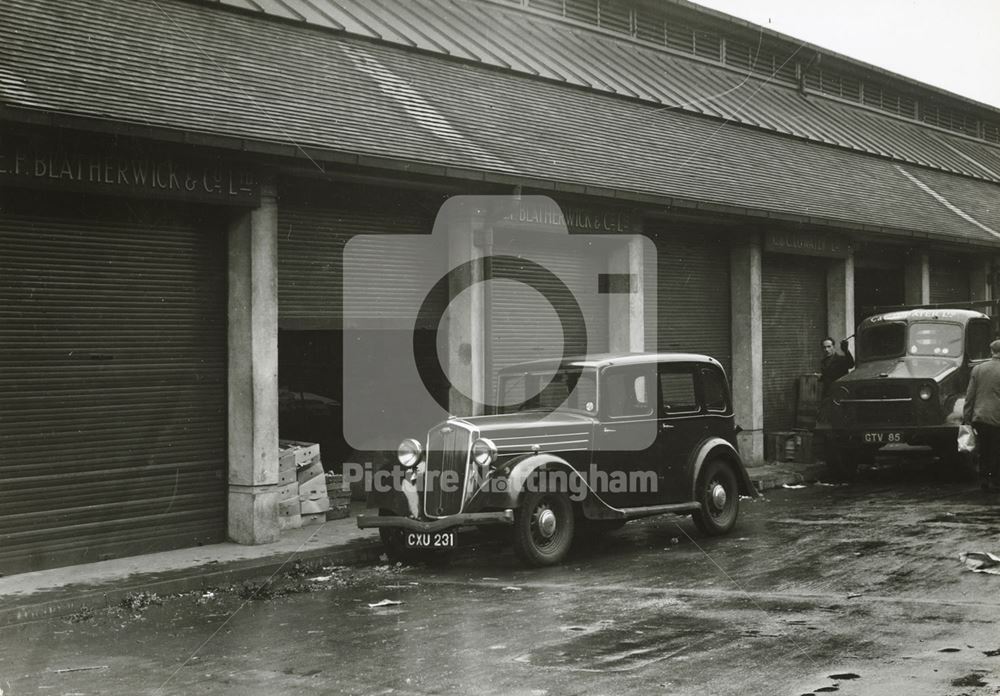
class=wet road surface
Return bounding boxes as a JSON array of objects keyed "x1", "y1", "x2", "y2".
[{"x1": 2, "y1": 460, "x2": 1000, "y2": 695}]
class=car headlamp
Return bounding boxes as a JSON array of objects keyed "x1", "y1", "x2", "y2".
[
  {"x1": 471, "y1": 438, "x2": 498, "y2": 468},
  {"x1": 918, "y1": 384, "x2": 934, "y2": 401},
  {"x1": 397, "y1": 438, "x2": 423, "y2": 468}
]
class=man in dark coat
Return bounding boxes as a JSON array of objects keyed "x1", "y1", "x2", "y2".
[
  {"x1": 964, "y1": 339, "x2": 1000, "y2": 491},
  {"x1": 819, "y1": 336, "x2": 854, "y2": 399}
]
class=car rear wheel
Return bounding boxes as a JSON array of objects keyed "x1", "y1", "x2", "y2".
[
  {"x1": 513, "y1": 491, "x2": 575, "y2": 567},
  {"x1": 692, "y1": 459, "x2": 740, "y2": 536}
]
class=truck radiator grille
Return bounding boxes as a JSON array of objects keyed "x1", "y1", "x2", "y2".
[{"x1": 846, "y1": 402, "x2": 913, "y2": 426}]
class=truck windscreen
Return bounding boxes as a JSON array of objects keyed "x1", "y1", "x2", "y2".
[
  {"x1": 907, "y1": 322, "x2": 963, "y2": 357},
  {"x1": 858, "y1": 322, "x2": 906, "y2": 361}
]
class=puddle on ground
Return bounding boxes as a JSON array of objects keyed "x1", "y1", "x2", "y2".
[
  {"x1": 920, "y1": 511, "x2": 1000, "y2": 525},
  {"x1": 514, "y1": 616, "x2": 728, "y2": 672},
  {"x1": 952, "y1": 673, "x2": 988, "y2": 687}
]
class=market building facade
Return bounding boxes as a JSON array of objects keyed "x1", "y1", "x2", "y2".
[{"x1": 2, "y1": 0, "x2": 999, "y2": 573}]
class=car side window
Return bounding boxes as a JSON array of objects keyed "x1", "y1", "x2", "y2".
[
  {"x1": 967, "y1": 320, "x2": 992, "y2": 361},
  {"x1": 603, "y1": 367, "x2": 655, "y2": 419},
  {"x1": 659, "y1": 365, "x2": 698, "y2": 415},
  {"x1": 700, "y1": 367, "x2": 729, "y2": 412}
]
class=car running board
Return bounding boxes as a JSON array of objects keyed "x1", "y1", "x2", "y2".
[{"x1": 616, "y1": 502, "x2": 702, "y2": 520}]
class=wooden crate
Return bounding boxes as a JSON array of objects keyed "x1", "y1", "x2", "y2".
[
  {"x1": 301, "y1": 512, "x2": 326, "y2": 527},
  {"x1": 326, "y1": 503, "x2": 350, "y2": 521},
  {"x1": 765, "y1": 430, "x2": 814, "y2": 463},
  {"x1": 278, "y1": 439, "x2": 321, "y2": 466},
  {"x1": 796, "y1": 374, "x2": 822, "y2": 430}
]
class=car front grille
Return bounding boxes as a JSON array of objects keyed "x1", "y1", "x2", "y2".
[{"x1": 423, "y1": 423, "x2": 472, "y2": 517}]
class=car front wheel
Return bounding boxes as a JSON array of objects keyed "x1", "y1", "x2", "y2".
[
  {"x1": 513, "y1": 491, "x2": 575, "y2": 567},
  {"x1": 692, "y1": 459, "x2": 740, "y2": 536}
]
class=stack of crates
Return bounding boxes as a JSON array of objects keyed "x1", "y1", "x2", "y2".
[
  {"x1": 277, "y1": 440, "x2": 331, "y2": 529},
  {"x1": 325, "y1": 473, "x2": 351, "y2": 520}
]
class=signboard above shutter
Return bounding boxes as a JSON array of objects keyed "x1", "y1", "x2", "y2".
[
  {"x1": 0, "y1": 130, "x2": 260, "y2": 206},
  {"x1": 764, "y1": 230, "x2": 852, "y2": 258}
]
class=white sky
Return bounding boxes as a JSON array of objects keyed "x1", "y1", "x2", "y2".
[{"x1": 687, "y1": 0, "x2": 1000, "y2": 109}]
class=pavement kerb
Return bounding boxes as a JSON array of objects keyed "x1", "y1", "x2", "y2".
[
  {"x1": 0, "y1": 461, "x2": 830, "y2": 627},
  {"x1": 0, "y1": 535, "x2": 386, "y2": 628}
]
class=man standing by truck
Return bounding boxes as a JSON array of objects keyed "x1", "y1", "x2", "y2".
[
  {"x1": 819, "y1": 336, "x2": 854, "y2": 400},
  {"x1": 964, "y1": 339, "x2": 1000, "y2": 491}
]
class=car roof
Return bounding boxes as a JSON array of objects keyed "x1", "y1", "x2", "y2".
[
  {"x1": 498, "y1": 352, "x2": 722, "y2": 373},
  {"x1": 861, "y1": 308, "x2": 989, "y2": 326}
]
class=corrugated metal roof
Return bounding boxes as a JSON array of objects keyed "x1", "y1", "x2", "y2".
[
  {"x1": 205, "y1": 0, "x2": 1000, "y2": 185},
  {"x1": 2, "y1": 0, "x2": 998, "y2": 246}
]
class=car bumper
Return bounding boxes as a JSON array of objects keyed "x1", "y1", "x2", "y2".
[{"x1": 357, "y1": 510, "x2": 514, "y2": 532}]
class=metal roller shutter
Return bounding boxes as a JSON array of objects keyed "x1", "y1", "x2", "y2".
[
  {"x1": 0, "y1": 198, "x2": 227, "y2": 574},
  {"x1": 929, "y1": 255, "x2": 971, "y2": 305},
  {"x1": 762, "y1": 255, "x2": 828, "y2": 432},
  {"x1": 278, "y1": 193, "x2": 446, "y2": 327},
  {"x1": 649, "y1": 229, "x2": 732, "y2": 378},
  {"x1": 489, "y1": 232, "x2": 610, "y2": 394}
]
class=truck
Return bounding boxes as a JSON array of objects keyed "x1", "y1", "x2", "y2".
[{"x1": 817, "y1": 305, "x2": 994, "y2": 478}]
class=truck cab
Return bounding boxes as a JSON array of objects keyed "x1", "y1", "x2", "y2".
[{"x1": 818, "y1": 308, "x2": 993, "y2": 477}]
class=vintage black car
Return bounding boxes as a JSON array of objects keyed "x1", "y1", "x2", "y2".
[
  {"x1": 818, "y1": 308, "x2": 993, "y2": 477},
  {"x1": 357, "y1": 353, "x2": 757, "y2": 566}
]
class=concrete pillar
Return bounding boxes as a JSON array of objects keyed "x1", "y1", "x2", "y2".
[
  {"x1": 447, "y1": 213, "x2": 486, "y2": 416},
  {"x1": 730, "y1": 240, "x2": 764, "y2": 465},
  {"x1": 827, "y1": 254, "x2": 855, "y2": 345},
  {"x1": 609, "y1": 233, "x2": 646, "y2": 353},
  {"x1": 904, "y1": 251, "x2": 930, "y2": 305},
  {"x1": 970, "y1": 257, "x2": 992, "y2": 305},
  {"x1": 227, "y1": 178, "x2": 280, "y2": 545}
]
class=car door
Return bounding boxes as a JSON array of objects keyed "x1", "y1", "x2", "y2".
[
  {"x1": 656, "y1": 363, "x2": 709, "y2": 504},
  {"x1": 591, "y1": 364, "x2": 659, "y2": 508}
]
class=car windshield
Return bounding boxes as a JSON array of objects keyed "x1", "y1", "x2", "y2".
[
  {"x1": 497, "y1": 367, "x2": 597, "y2": 414},
  {"x1": 907, "y1": 321, "x2": 963, "y2": 357}
]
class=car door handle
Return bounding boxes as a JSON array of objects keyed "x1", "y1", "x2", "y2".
[
  {"x1": 603, "y1": 427, "x2": 617, "y2": 433},
  {"x1": 661, "y1": 423, "x2": 674, "y2": 430}
]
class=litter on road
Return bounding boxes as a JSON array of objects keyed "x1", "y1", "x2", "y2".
[
  {"x1": 959, "y1": 551, "x2": 1000, "y2": 575},
  {"x1": 782, "y1": 484, "x2": 807, "y2": 490},
  {"x1": 367, "y1": 599, "x2": 403, "y2": 608}
]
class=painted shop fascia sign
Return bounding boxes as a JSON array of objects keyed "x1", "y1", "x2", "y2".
[
  {"x1": 764, "y1": 230, "x2": 852, "y2": 258},
  {"x1": 0, "y1": 137, "x2": 260, "y2": 206},
  {"x1": 499, "y1": 199, "x2": 633, "y2": 234}
]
